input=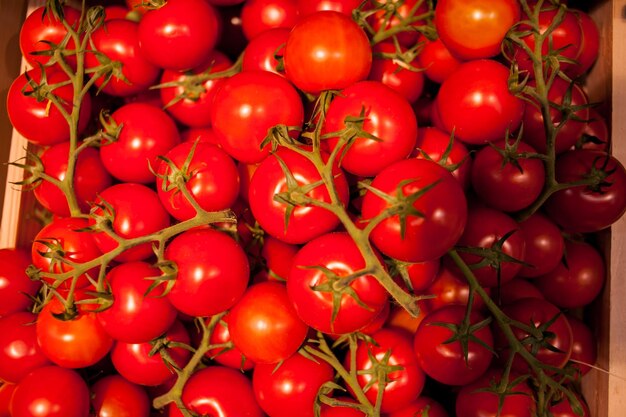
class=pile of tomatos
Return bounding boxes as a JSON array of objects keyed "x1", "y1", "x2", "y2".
[{"x1": 1, "y1": 0, "x2": 624, "y2": 416}]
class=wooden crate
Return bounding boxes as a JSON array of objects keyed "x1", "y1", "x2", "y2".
[{"x1": 0, "y1": 1, "x2": 624, "y2": 416}]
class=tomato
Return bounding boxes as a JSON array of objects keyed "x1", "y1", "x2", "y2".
[
  {"x1": 34, "y1": 142, "x2": 112, "y2": 217},
  {"x1": 435, "y1": 0, "x2": 520, "y2": 60},
  {"x1": 297, "y1": 0, "x2": 361, "y2": 16},
  {"x1": 393, "y1": 258, "x2": 440, "y2": 294},
  {"x1": 229, "y1": 282, "x2": 309, "y2": 364},
  {"x1": 249, "y1": 147, "x2": 349, "y2": 244},
  {"x1": 180, "y1": 127, "x2": 221, "y2": 146},
  {"x1": 347, "y1": 328, "x2": 425, "y2": 413},
  {"x1": 99, "y1": 103, "x2": 180, "y2": 184},
  {"x1": 156, "y1": 141, "x2": 240, "y2": 221},
  {"x1": 177, "y1": 366, "x2": 263, "y2": 417},
  {"x1": 159, "y1": 51, "x2": 232, "y2": 128},
  {"x1": 549, "y1": 392, "x2": 591, "y2": 417},
  {"x1": 323, "y1": 80, "x2": 418, "y2": 177},
  {"x1": 450, "y1": 205, "x2": 525, "y2": 288},
  {"x1": 90, "y1": 183, "x2": 170, "y2": 262},
  {"x1": 368, "y1": 0, "x2": 430, "y2": 47},
  {"x1": 566, "y1": 314, "x2": 597, "y2": 377},
  {"x1": 253, "y1": 352, "x2": 335, "y2": 417},
  {"x1": 0, "y1": 248, "x2": 40, "y2": 317},
  {"x1": 361, "y1": 158, "x2": 467, "y2": 263},
  {"x1": 545, "y1": 150, "x2": 626, "y2": 233},
  {"x1": 414, "y1": 305, "x2": 494, "y2": 386},
  {"x1": 9, "y1": 366, "x2": 90, "y2": 417},
  {"x1": 111, "y1": 320, "x2": 191, "y2": 386},
  {"x1": 0, "y1": 383, "x2": 14, "y2": 417},
  {"x1": 7, "y1": 68, "x2": 92, "y2": 146},
  {"x1": 535, "y1": 240, "x2": 605, "y2": 309},
  {"x1": 499, "y1": 278, "x2": 544, "y2": 305},
  {"x1": 36, "y1": 291, "x2": 113, "y2": 368},
  {"x1": 320, "y1": 398, "x2": 366, "y2": 417},
  {"x1": 91, "y1": 375, "x2": 150, "y2": 417},
  {"x1": 242, "y1": 28, "x2": 290, "y2": 75},
  {"x1": 284, "y1": 11, "x2": 372, "y2": 94},
  {"x1": 210, "y1": 70, "x2": 304, "y2": 164},
  {"x1": 241, "y1": 0, "x2": 299, "y2": 39},
  {"x1": 0, "y1": 312, "x2": 50, "y2": 383},
  {"x1": 579, "y1": 107, "x2": 609, "y2": 151},
  {"x1": 386, "y1": 397, "x2": 449, "y2": 417},
  {"x1": 86, "y1": 19, "x2": 160, "y2": 97},
  {"x1": 368, "y1": 43, "x2": 425, "y2": 104},
  {"x1": 435, "y1": 59, "x2": 525, "y2": 145},
  {"x1": 518, "y1": 213, "x2": 564, "y2": 278},
  {"x1": 386, "y1": 304, "x2": 429, "y2": 334},
  {"x1": 471, "y1": 140, "x2": 546, "y2": 212},
  {"x1": 571, "y1": 9, "x2": 600, "y2": 77},
  {"x1": 287, "y1": 232, "x2": 388, "y2": 334},
  {"x1": 261, "y1": 236, "x2": 299, "y2": 281},
  {"x1": 138, "y1": 0, "x2": 221, "y2": 71},
  {"x1": 97, "y1": 262, "x2": 177, "y2": 343},
  {"x1": 455, "y1": 368, "x2": 536, "y2": 417},
  {"x1": 423, "y1": 265, "x2": 491, "y2": 312},
  {"x1": 416, "y1": 34, "x2": 462, "y2": 84},
  {"x1": 104, "y1": 5, "x2": 130, "y2": 20},
  {"x1": 206, "y1": 313, "x2": 255, "y2": 370},
  {"x1": 31, "y1": 217, "x2": 102, "y2": 289},
  {"x1": 496, "y1": 297, "x2": 573, "y2": 372}
]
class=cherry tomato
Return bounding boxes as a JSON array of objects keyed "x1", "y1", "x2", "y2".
[
  {"x1": 571, "y1": 9, "x2": 600, "y2": 77},
  {"x1": 499, "y1": 278, "x2": 544, "y2": 305},
  {"x1": 0, "y1": 249, "x2": 40, "y2": 317},
  {"x1": 549, "y1": 392, "x2": 591, "y2": 417},
  {"x1": 368, "y1": 42, "x2": 425, "y2": 104},
  {"x1": 566, "y1": 314, "x2": 597, "y2": 377},
  {"x1": 261, "y1": 236, "x2": 299, "y2": 281},
  {"x1": 424, "y1": 265, "x2": 491, "y2": 312},
  {"x1": 387, "y1": 397, "x2": 450, "y2": 417},
  {"x1": 241, "y1": 0, "x2": 299, "y2": 39},
  {"x1": 518, "y1": 213, "x2": 565, "y2": 278},
  {"x1": 297, "y1": 0, "x2": 361, "y2": 16},
  {"x1": 206, "y1": 313, "x2": 255, "y2": 371},
  {"x1": 0, "y1": 383, "x2": 15, "y2": 417},
  {"x1": 368, "y1": 0, "x2": 430, "y2": 48},
  {"x1": 91, "y1": 375, "x2": 150, "y2": 417},
  {"x1": 320, "y1": 398, "x2": 366, "y2": 417},
  {"x1": 416, "y1": 33, "x2": 462, "y2": 84},
  {"x1": 242, "y1": 28, "x2": 290, "y2": 75}
]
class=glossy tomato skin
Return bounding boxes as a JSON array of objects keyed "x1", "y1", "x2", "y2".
[
  {"x1": 287, "y1": 232, "x2": 388, "y2": 334},
  {"x1": 0, "y1": 312, "x2": 51, "y2": 383},
  {"x1": 386, "y1": 397, "x2": 449, "y2": 417},
  {"x1": 241, "y1": 0, "x2": 299, "y2": 39},
  {"x1": 323, "y1": 80, "x2": 418, "y2": 177},
  {"x1": 210, "y1": 70, "x2": 304, "y2": 163},
  {"x1": 206, "y1": 313, "x2": 255, "y2": 371},
  {"x1": 0, "y1": 383, "x2": 15, "y2": 417},
  {"x1": 229, "y1": 282, "x2": 309, "y2": 364},
  {"x1": 436, "y1": 59, "x2": 525, "y2": 145},
  {"x1": 518, "y1": 213, "x2": 564, "y2": 278},
  {"x1": 86, "y1": 19, "x2": 160, "y2": 96},
  {"x1": 347, "y1": 328, "x2": 426, "y2": 413},
  {"x1": 261, "y1": 236, "x2": 299, "y2": 281},
  {"x1": 435, "y1": 0, "x2": 520, "y2": 60},
  {"x1": 9, "y1": 366, "x2": 90, "y2": 417},
  {"x1": 284, "y1": 11, "x2": 372, "y2": 94},
  {"x1": 0, "y1": 249, "x2": 40, "y2": 317},
  {"x1": 368, "y1": 43, "x2": 424, "y2": 104},
  {"x1": 138, "y1": 0, "x2": 220, "y2": 71},
  {"x1": 424, "y1": 265, "x2": 490, "y2": 312},
  {"x1": 249, "y1": 147, "x2": 349, "y2": 244},
  {"x1": 156, "y1": 141, "x2": 240, "y2": 221},
  {"x1": 545, "y1": 150, "x2": 626, "y2": 233},
  {"x1": 566, "y1": 314, "x2": 597, "y2": 377},
  {"x1": 91, "y1": 375, "x2": 150, "y2": 417},
  {"x1": 242, "y1": 28, "x2": 290, "y2": 75},
  {"x1": 99, "y1": 103, "x2": 180, "y2": 183},
  {"x1": 414, "y1": 305, "x2": 494, "y2": 386},
  {"x1": 361, "y1": 158, "x2": 467, "y2": 263},
  {"x1": 34, "y1": 142, "x2": 112, "y2": 217},
  {"x1": 416, "y1": 34, "x2": 462, "y2": 84},
  {"x1": 253, "y1": 352, "x2": 335, "y2": 417}
]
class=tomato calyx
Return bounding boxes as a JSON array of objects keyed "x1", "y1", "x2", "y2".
[
  {"x1": 432, "y1": 314, "x2": 495, "y2": 366},
  {"x1": 512, "y1": 312, "x2": 566, "y2": 358},
  {"x1": 357, "y1": 347, "x2": 405, "y2": 396},
  {"x1": 581, "y1": 154, "x2": 618, "y2": 193}
]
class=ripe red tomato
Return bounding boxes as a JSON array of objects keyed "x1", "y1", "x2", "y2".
[
  {"x1": 499, "y1": 278, "x2": 544, "y2": 305},
  {"x1": 253, "y1": 352, "x2": 335, "y2": 417},
  {"x1": 9, "y1": 366, "x2": 90, "y2": 417},
  {"x1": 99, "y1": 103, "x2": 180, "y2": 184},
  {"x1": 0, "y1": 383, "x2": 14, "y2": 417},
  {"x1": 0, "y1": 249, "x2": 40, "y2": 317},
  {"x1": 180, "y1": 127, "x2": 221, "y2": 145},
  {"x1": 91, "y1": 375, "x2": 150, "y2": 417},
  {"x1": 242, "y1": 28, "x2": 290, "y2": 75},
  {"x1": 229, "y1": 282, "x2": 309, "y2": 364},
  {"x1": 435, "y1": 0, "x2": 520, "y2": 60},
  {"x1": 393, "y1": 258, "x2": 440, "y2": 294},
  {"x1": 386, "y1": 397, "x2": 449, "y2": 417},
  {"x1": 571, "y1": 9, "x2": 600, "y2": 77},
  {"x1": 241, "y1": 0, "x2": 299, "y2": 39},
  {"x1": 423, "y1": 265, "x2": 491, "y2": 312},
  {"x1": 549, "y1": 393, "x2": 591, "y2": 417},
  {"x1": 580, "y1": 107, "x2": 609, "y2": 151},
  {"x1": 287, "y1": 232, "x2": 388, "y2": 334},
  {"x1": 566, "y1": 314, "x2": 597, "y2": 377},
  {"x1": 210, "y1": 70, "x2": 304, "y2": 163},
  {"x1": 323, "y1": 81, "x2": 418, "y2": 177},
  {"x1": 518, "y1": 212, "x2": 565, "y2": 278},
  {"x1": 414, "y1": 305, "x2": 494, "y2": 385},
  {"x1": 297, "y1": 0, "x2": 361, "y2": 16},
  {"x1": 435, "y1": 59, "x2": 525, "y2": 145},
  {"x1": 416, "y1": 34, "x2": 462, "y2": 84},
  {"x1": 284, "y1": 11, "x2": 372, "y2": 94},
  {"x1": 369, "y1": 43, "x2": 425, "y2": 104},
  {"x1": 206, "y1": 313, "x2": 255, "y2": 371},
  {"x1": 319, "y1": 398, "x2": 366, "y2": 417},
  {"x1": 368, "y1": 0, "x2": 430, "y2": 47},
  {"x1": 138, "y1": 0, "x2": 221, "y2": 70},
  {"x1": 361, "y1": 158, "x2": 467, "y2": 263}
]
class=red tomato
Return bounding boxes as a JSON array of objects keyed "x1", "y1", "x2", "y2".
[
  {"x1": 0, "y1": 312, "x2": 51, "y2": 383},
  {"x1": 229, "y1": 282, "x2": 309, "y2": 364},
  {"x1": 104, "y1": 5, "x2": 130, "y2": 20},
  {"x1": 386, "y1": 303, "x2": 429, "y2": 334},
  {"x1": 99, "y1": 103, "x2": 180, "y2": 184},
  {"x1": 499, "y1": 278, "x2": 544, "y2": 305},
  {"x1": 249, "y1": 147, "x2": 349, "y2": 244},
  {"x1": 253, "y1": 352, "x2": 335, "y2": 417},
  {"x1": 284, "y1": 11, "x2": 372, "y2": 94},
  {"x1": 210, "y1": 70, "x2": 304, "y2": 163},
  {"x1": 393, "y1": 258, "x2": 440, "y2": 294},
  {"x1": 361, "y1": 158, "x2": 467, "y2": 263},
  {"x1": 0, "y1": 383, "x2": 15, "y2": 417},
  {"x1": 36, "y1": 291, "x2": 113, "y2": 368},
  {"x1": 414, "y1": 305, "x2": 494, "y2": 385},
  {"x1": 580, "y1": 107, "x2": 609, "y2": 151},
  {"x1": 347, "y1": 328, "x2": 425, "y2": 413},
  {"x1": 323, "y1": 80, "x2": 418, "y2": 177},
  {"x1": 242, "y1": 28, "x2": 290, "y2": 75},
  {"x1": 320, "y1": 398, "x2": 366, "y2": 417},
  {"x1": 86, "y1": 19, "x2": 160, "y2": 96},
  {"x1": 241, "y1": 0, "x2": 299, "y2": 39},
  {"x1": 261, "y1": 236, "x2": 299, "y2": 281},
  {"x1": 566, "y1": 314, "x2": 597, "y2": 377},
  {"x1": 571, "y1": 10, "x2": 600, "y2": 77},
  {"x1": 97, "y1": 262, "x2": 177, "y2": 343},
  {"x1": 206, "y1": 313, "x2": 255, "y2": 370},
  {"x1": 368, "y1": 43, "x2": 425, "y2": 104},
  {"x1": 368, "y1": 0, "x2": 430, "y2": 47},
  {"x1": 386, "y1": 397, "x2": 449, "y2": 417},
  {"x1": 424, "y1": 265, "x2": 490, "y2": 312},
  {"x1": 436, "y1": 59, "x2": 525, "y2": 145},
  {"x1": 545, "y1": 150, "x2": 626, "y2": 233},
  {"x1": 518, "y1": 213, "x2": 565, "y2": 278},
  {"x1": 0, "y1": 249, "x2": 40, "y2": 317},
  {"x1": 90, "y1": 183, "x2": 171, "y2": 262},
  {"x1": 435, "y1": 0, "x2": 520, "y2": 60},
  {"x1": 180, "y1": 127, "x2": 221, "y2": 145},
  {"x1": 165, "y1": 228, "x2": 249, "y2": 317},
  {"x1": 297, "y1": 0, "x2": 361, "y2": 16},
  {"x1": 549, "y1": 392, "x2": 591, "y2": 417},
  {"x1": 156, "y1": 141, "x2": 240, "y2": 221},
  {"x1": 7, "y1": 68, "x2": 92, "y2": 146},
  {"x1": 287, "y1": 232, "x2": 388, "y2": 334},
  {"x1": 91, "y1": 375, "x2": 150, "y2": 417},
  {"x1": 34, "y1": 142, "x2": 112, "y2": 217},
  {"x1": 138, "y1": 0, "x2": 221, "y2": 70},
  {"x1": 416, "y1": 34, "x2": 462, "y2": 84},
  {"x1": 9, "y1": 366, "x2": 90, "y2": 417}
]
